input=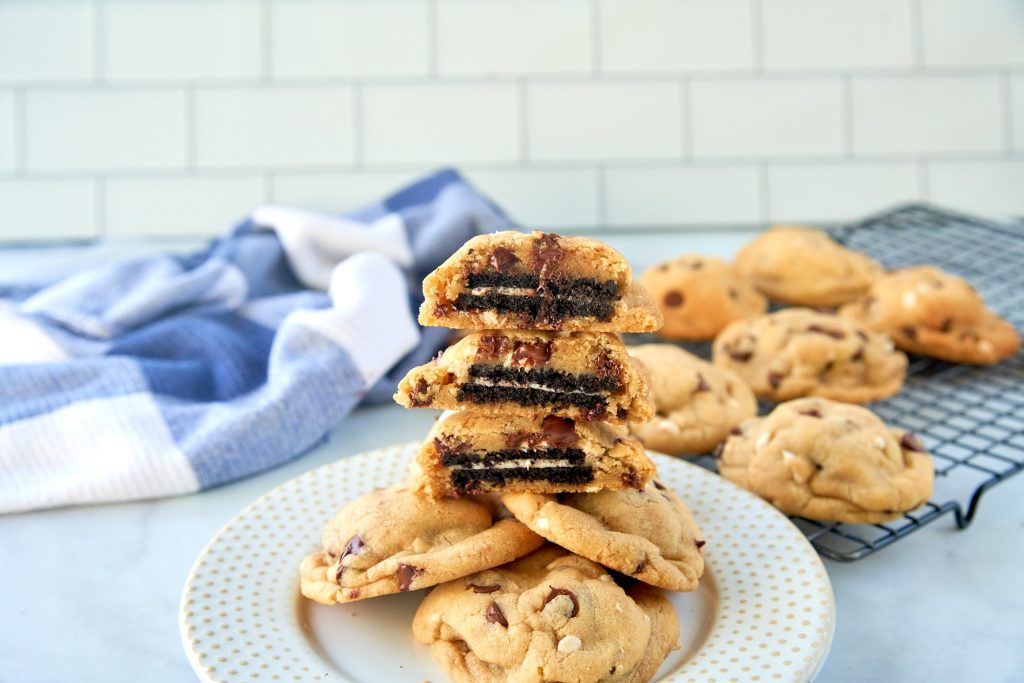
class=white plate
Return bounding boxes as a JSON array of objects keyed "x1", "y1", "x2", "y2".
[{"x1": 180, "y1": 444, "x2": 835, "y2": 683}]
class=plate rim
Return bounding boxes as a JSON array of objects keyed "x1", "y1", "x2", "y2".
[{"x1": 180, "y1": 443, "x2": 836, "y2": 683}]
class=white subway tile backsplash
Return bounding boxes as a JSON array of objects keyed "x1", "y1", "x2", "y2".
[
  {"x1": 527, "y1": 82, "x2": 683, "y2": 161},
  {"x1": 103, "y1": 2, "x2": 261, "y2": 82},
  {"x1": 464, "y1": 168, "x2": 598, "y2": 229},
  {"x1": 691, "y1": 79, "x2": 844, "y2": 158},
  {"x1": 195, "y1": 87, "x2": 354, "y2": 168},
  {"x1": 271, "y1": 1, "x2": 428, "y2": 79},
  {"x1": 0, "y1": 3, "x2": 93, "y2": 83},
  {"x1": 922, "y1": 0, "x2": 1024, "y2": 68},
  {"x1": 1012, "y1": 76, "x2": 1024, "y2": 153},
  {"x1": 362, "y1": 84, "x2": 519, "y2": 165},
  {"x1": 605, "y1": 165, "x2": 761, "y2": 226},
  {"x1": 25, "y1": 90, "x2": 186, "y2": 172},
  {"x1": 437, "y1": 0, "x2": 591, "y2": 76},
  {"x1": 0, "y1": 92, "x2": 15, "y2": 172},
  {"x1": 928, "y1": 161, "x2": 1024, "y2": 217},
  {"x1": 767, "y1": 162, "x2": 920, "y2": 223},
  {"x1": 600, "y1": 0, "x2": 754, "y2": 73},
  {"x1": 851, "y1": 76, "x2": 1003, "y2": 155},
  {"x1": 762, "y1": 0, "x2": 914, "y2": 70},
  {"x1": 105, "y1": 176, "x2": 265, "y2": 237},
  {"x1": 0, "y1": 179, "x2": 96, "y2": 241},
  {"x1": 271, "y1": 170, "x2": 426, "y2": 212}
]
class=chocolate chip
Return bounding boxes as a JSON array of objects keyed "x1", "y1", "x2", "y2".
[
  {"x1": 900, "y1": 433, "x2": 925, "y2": 452},
  {"x1": 695, "y1": 539, "x2": 706, "y2": 549},
  {"x1": 335, "y1": 534, "x2": 366, "y2": 582},
  {"x1": 485, "y1": 602, "x2": 508, "y2": 627},
  {"x1": 348, "y1": 589, "x2": 360, "y2": 599},
  {"x1": 433, "y1": 437, "x2": 468, "y2": 457},
  {"x1": 477, "y1": 335, "x2": 513, "y2": 358},
  {"x1": 939, "y1": 317, "x2": 953, "y2": 333},
  {"x1": 595, "y1": 348, "x2": 623, "y2": 379},
  {"x1": 510, "y1": 340, "x2": 552, "y2": 368},
  {"x1": 653, "y1": 480, "x2": 667, "y2": 490},
  {"x1": 767, "y1": 372, "x2": 783, "y2": 389},
  {"x1": 900, "y1": 325, "x2": 917, "y2": 340},
  {"x1": 658, "y1": 264, "x2": 669, "y2": 272},
  {"x1": 851, "y1": 346, "x2": 865, "y2": 362},
  {"x1": 397, "y1": 564, "x2": 420, "y2": 592},
  {"x1": 663, "y1": 290, "x2": 684, "y2": 307},
  {"x1": 541, "y1": 415, "x2": 580, "y2": 448},
  {"x1": 856, "y1": 330, "x2": 869, "y2": 342},
  {"x1": 728, "y1": 287, "x2": 738, "y2": 301},
  {"x1": 800, "y1": 409, "x2": 822, "y2": 419},
  {"x1": 408, "y1": 377, "x2": 431, "y2": 407},
  {"x1": 489, "y1": 247, "x2": 520, "y2": 273},
  {"x1": 807, "y1": 324, "x2": 845, "y2": 340},
  {"x1": 695, "y1": 373, "x2": 710, "y2": 392},
  {"x1": 725, "y1": 382, "x2": 735, "y2": 396},
  {"x1": 621, "y1": 468, "x2": 644, "y2": 490},
  {"x1": 468, "y1": 583, "x2": 500, "y2": 593},
  {"x1": 532, "y1": 233, "x2": 563, "y2": 278},
  {"x1": 729, "y1": 426, "x2": 743, "y2": 435},
  {"x1": 504, "y1": 430, "x2": 538, "y2": 449},
  {"x1": 727, "y1": 349, "x2": 753, "y2": 362},
  {"x1": 543, "y1": 587, "x2": 580, "y2": 618},
  {"x1": 712, "y1": 442, "x2": 725, "y2": 458},
  {"x1": 634, "y1": 554, "x2": 647, "y2": 574},
  {"x1": 689, "y1": 259, "x2": 704, "y2": 270}
]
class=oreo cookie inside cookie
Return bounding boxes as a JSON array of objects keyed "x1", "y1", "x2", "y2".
[{"x1": 457, "y1": 364, "x2": 620, "y2": 416}]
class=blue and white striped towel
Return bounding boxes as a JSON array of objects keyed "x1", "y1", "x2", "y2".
[{"x1": 0, "y1": 169, "x2": 514, "y2": 514}]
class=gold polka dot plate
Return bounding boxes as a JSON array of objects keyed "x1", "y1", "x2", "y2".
[{"x1": 180, "y1": 443, "x2": 835, "y2": 682}]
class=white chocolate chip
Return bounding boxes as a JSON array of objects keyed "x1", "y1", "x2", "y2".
[
  {"x1": 536, "y1": 517, "x2": 550, "y2": 530},
  {"x1": 979, "y1": 340, "x2": 994, "y2": 355},
  {"x1": 782, "y1": 450, "x2": 814, "y2": 484},
  {"x1": 615, "y1": 602, "x2": 623, "y2": 612},
  {"x1": 558, "y1": 635, "x2": 582, "y2": 653},
  {"x1": 874, "y1": 436, "x2": 886, "y2": 449},
  {"x1": 902, "y1": 291, "x2": 918, "y2": 308},
  {"x1": 660, "y1": 419, "x2": 681, "y2": 434},
  {"x1": 599, "y1": 574, "x2": 612, "y2": 582},
  {"x1": 756, "y1": 432, "x2": 770, "y2": 452}
]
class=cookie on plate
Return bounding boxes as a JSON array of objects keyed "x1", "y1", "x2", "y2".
[
  {"x1": 839, "y1": 265, "x2": 1020, "y2": 365},
  {"x1": 412, "y1": 545, "x2": 679, "y2": 683},
  {"x1": 712, "y1": 308, "x2": 907, "y2": 404},
  {"x1": 502, "y1": 480, "x2": 705, "y2": 592},
  {"x1": 639, "y1": 254, "x2": 767, "y2": 341},
  {"x1": 717, "y1": 397, "x2": 934, "y2": 524},
  {"x1": 419, "y1": 230, "x2": 663, "y2": 332},
  {"x1": 627, "y1": 344, "x2": 757, "y2": 456},
  {"x1": 395, "y1": 330, "x2": 654, "y2": 423},
  {"x1": 734, "y1": 226, "x2": 883, "y2": 307},
  {"x1": 299, "y1": 482, "x2": 543, "y2": 604},
  {"x1": 415, "y1": 411, "x2": 656, "y2": 498}
]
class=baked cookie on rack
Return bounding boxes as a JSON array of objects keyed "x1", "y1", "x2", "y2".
[
  {"x1": 839, "y1": 265, "x2": 1020, "y2": 365},
  {"x1": 415, "y1": 411, "x2": 656, "y2": 498},
  {"x1": 639, "y1": 254, "x2": 767, "y2": 341},
  {"x1": 419, "y1": 230, "x2": 663, "y2": 332},
  {"x1": 712, "y1": 308, "x2": 907, "y2": 404},
  {"x1": 502, "y1": 480, "x2": 705, "y2": 592},
  {"x1": 717, "y1": 397, "x2": 934, "y2": 524},
  {"x1": 734, "y1": 226, "x2": 883, "y2": 307},
  {"x1": 412, "y1": 545, "x2": 679, "y2": 683},
  {"x1": 627, "y1": 344, "x2": 756, "y2": 456},
  {"x1": 299, "y1": 482, "x2": 543, "y2": 604},
  {"x1": 395, "y1": 330, "x2": 654, "y2": 423}
]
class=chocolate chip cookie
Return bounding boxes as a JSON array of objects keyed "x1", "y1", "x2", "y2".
[
  {"x1": 734, "y1": 226, "x2": 883, "y2": 307},
  {"x1": 502, "y1": 481, "x2": 705, "y2": 592},
  {"x1": 415, "y1": 410, "x2": 656, "y2": 498},
  {"x1": 639, "y1": 254, "x2": 767, "y2": 341},
  {"x1": 395, "y1": 330, "x2": 655, "y2": 423},
  {"x1": 712, "y1": 308, "x2": 907, "y2": 403},
  {"x1": 717, "y1": 397, "x2": 934, "y2": 524},
  {"x1": 627, "y1": 344, "x2": 757, "y2": 456},
  {"x1": 839, "y1": 265, "x2": 1021, "y2": 365},
  {"x1": 299, "y1": 482, "x2": 544, "y2": 604},
  {"x1": 419, "y1": 230, "x2": 663, "y2": 332},
  {"x1": 412, "y1": 545, "x2": 679, "y2": 683}
]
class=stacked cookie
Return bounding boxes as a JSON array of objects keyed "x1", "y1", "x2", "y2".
[{"x1": 301, "y1": 231, "x2": 708, "y2": 683}]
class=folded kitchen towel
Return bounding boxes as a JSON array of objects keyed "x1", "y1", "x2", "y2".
[{"x1": 0, "y1": 169, "x2": 514, "y2": 514}]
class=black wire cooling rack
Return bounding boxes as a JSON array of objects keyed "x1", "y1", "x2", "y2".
[{"x1": 702, "y1": 204, "x2": 1024, "y2": 562}]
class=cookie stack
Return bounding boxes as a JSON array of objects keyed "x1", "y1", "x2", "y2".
[{"x1": 300, "y1": 231, "x2": 708, "y2": 683}]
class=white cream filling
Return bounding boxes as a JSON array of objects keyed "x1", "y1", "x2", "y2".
[
  {"x1": 469, "y1": 286, "x2": 537, "y2": 296},
  {"x1": 468, "y1": 377, "x2": 605, "y2": 397},
  {"x1": 450, "y1": 458, "x2": 576, "y2": 471}
]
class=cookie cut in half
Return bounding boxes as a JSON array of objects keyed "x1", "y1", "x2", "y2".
[
  {"x1": 640, "y1": 254, "x2": 767, "y2": 341},
  {"x1": 839, "y1": 265, "x2": 1020, "y2": 365},
  {"x1": 627, "y1": 344, "x2": 757, "y2": 456},
  {"x1": 735, "y1": 225, "x2": 883, "y2": 307},
  {"x1": 502, "y1": 481, "x2": 705, "y2": 592},
  {"x1": 419, "y1": 230, "x2": 663, "y2": 332},
  {"x1": 299, "y1": 482, "x2": 543, "y2": 604},
  {"x1": 412, "y1": 545, "x2": 679, "y2": 683},
  {"x1": 717, "y1": 397, "x2": 934, "y2": 524},
  {"x1": 395, "y1": 330, "x2": 655, "y2": 423},
  {"x1": 414, "y1": 411, "x2": 656, "y2": 498},
  {"x1": 712, "y1": 308, "x2": 907, "y2": 404}
]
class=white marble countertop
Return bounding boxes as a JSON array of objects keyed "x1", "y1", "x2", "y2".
[{"x1": 1, "y1": 233, "x2": 1023, "y2": 682}]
